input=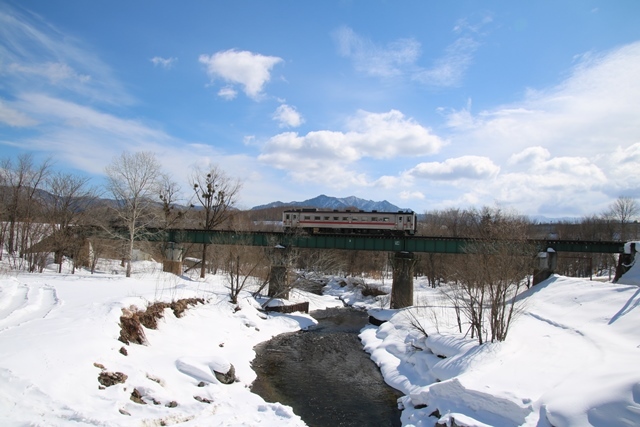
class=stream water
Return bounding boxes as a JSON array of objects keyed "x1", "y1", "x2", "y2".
[{"x1": 251, "y1": 307, "x2": 402, "y2": 427}]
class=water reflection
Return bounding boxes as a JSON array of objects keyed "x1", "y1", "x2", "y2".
[{"x1": 251, "y1": 308, "x2": 402, "y2": 427}]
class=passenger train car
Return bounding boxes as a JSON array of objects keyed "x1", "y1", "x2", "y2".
[{"x1": 282, "y1": 208, "x2": 417, "y2": 235}]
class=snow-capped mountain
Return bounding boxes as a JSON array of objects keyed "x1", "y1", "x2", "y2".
[{"x1": 251, "y1": 194, "x2": 407, "y2": 212}]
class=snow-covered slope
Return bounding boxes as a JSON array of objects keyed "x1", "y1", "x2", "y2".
[
  {"x1": 360, "y1": 253, "x2": 640, "y2": 427},
  {"x1": 1, "y1": 248, "x2": 638, "y2": 426},
  {"x1": 0, "y1": 260, "x2": 342, "y2": 426}
]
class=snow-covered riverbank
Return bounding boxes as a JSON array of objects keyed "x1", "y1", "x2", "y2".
[
  {"x1": 0, "y1": 251, "x2": 638, "y2": 426},
  {"x1": 355, "y1": 252, "x2": 640, "y2": 427}
]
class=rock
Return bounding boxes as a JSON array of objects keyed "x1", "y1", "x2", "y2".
[
  {"x1": 197, "y1": 381, "x2": 206, "y2": 387},
  {"x1": 119, "y1": 408, "x2": 131, "y2": 416},
  {"x1": 130, "y1": 388, "x2": 146, "y2": 405},
  {"x1": 98, "y1": 371, "x2": 128, "y2": 387},
  {"x1": 194, "y1": 395, "x2": 213, "y2": 404},
  {"x1": 213, "y1": 364, "x2": 237, "y2": 384},
  {"x1": 166, "y1": 401, "x2": 178, "y2": 408},
  {"x1": 119, "y1": 346, "x2": 128, "y2": 356},
  {"x1": 435, "y1": 416, "x2": 463, "y2": 427}
]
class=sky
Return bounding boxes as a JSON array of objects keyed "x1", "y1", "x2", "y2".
[{"x1": 1, "y1": 0, "x2": 640, "y2": 217}]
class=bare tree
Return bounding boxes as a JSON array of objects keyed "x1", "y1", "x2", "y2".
[
  {"x1": 446, "y1": 207, "x2": 535, "y2": 344},
  {"x1": 44, "y1": 171, "x2": 97, "y2": 273},
  {"x1": 0, "y1": 154, "x2": 51, "y2": 269},
  {"x1": 222, "y1": 244, "x2": 268, "y2": 304},
  {"x1": 189, "y1": 165, "x2": 241, "y2": 278},
  {"x1": 105, "y1": 151, "x2": 162, "y2": 277},
  {"x1": 158, "y1": 174, "x2": 185, "y2": 229},
  {"x1": 606, "y1": 196, "x2": 639, "y2": 241}
]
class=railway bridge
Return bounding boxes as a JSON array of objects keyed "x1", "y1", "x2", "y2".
[{"x1": 153, "y1": 229, "x2": 631, "y2": 308}]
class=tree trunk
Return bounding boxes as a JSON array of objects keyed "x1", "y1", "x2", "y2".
[
  {"x1": 126, "y1": 238, "x2": 133, "y2": 278},
  {"x1": 200, "y1": 243, "x2": 208, "y2": 278}
]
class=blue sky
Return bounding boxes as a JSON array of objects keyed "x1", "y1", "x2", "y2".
[{"x1": 1, "y1": 0, "x2": 639, "y2": 216}]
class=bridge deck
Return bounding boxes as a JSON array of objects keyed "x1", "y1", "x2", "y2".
[{"x1": 157, "y1": 229, "x2": 625, "y2": 254}]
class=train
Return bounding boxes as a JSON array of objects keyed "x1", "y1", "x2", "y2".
[{"x1": 282, "y1": 208, "x2": 417, "y2": 235}]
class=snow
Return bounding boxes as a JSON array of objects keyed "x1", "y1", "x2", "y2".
[
  {"x1": 0, "y1": 258, "x2": 340, "y2": 426},
  {"x1": 1, "y1": 251, "x2": 639, "y2": 426},
  {"x1": 357, "y1": 262, "x2": 640, "y2": 427}
]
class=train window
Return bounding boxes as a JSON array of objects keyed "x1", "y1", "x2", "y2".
[
  {"x1": 314, "y1": 216, "x2": 321, "y2": 220},
  {"x1": 372, "y1": 217, "x2": 378, "y2": 221},
  {"x1": 293, "y1": 215, "x2": 297, "y2": 219},
  {"x1": 285, "y1": 214, "x2": 290, "y2": 220},
  {"x1": 333, "y1": 217, "x2": 339, "y2": 221},
  {"x1": 383, "y1": 217, "x2": 389, "y2": 222},
  {"x1": 343, "y1": 217, "x2": 348, "y2": 221},
  {"x1": 304, "y1": 216, "x2": 310, "y2": 220},
  {"x1": 324, "y1": 216, "x2": 330, "y2": 220},
  {"x1": 398, "y1": 216, "x2": 403, "y2": 222}
]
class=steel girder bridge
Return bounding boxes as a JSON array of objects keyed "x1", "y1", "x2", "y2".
[{"x1": 152, "y1": 229, "x2": 625, "y2": 254}]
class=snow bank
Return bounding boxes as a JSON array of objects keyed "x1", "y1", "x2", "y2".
[
  {"x1": 0, "y1": 260, "x2": 347, "y2": 426},
  {"x1": 3, "y1": 256, "x2": 639, "y2": 426},
  {"x1": 358, "y1": 275, "x2": 640, "y2": 426}
]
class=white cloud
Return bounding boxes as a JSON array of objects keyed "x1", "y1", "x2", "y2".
[
  {"x1": 4, "y1": 93, "x2": 173, "y2": 174},
  {"x1": 0, "y1": 100, "x2": 38, "y2": 127},
  {"x1": 446, "y1": 41, "x2": 640, "y2": 160},
  {"x1": 453, "y1": 15, "x2": 493, "y2": 34},
  {"x1": 7, "y1": 62, "x2": 91, "y2": 84},
  {"x1": 408, "y1": 156, "x2": 500, "y2": 181},
  {"x1": 345, "y1": 110, "x2": 445, "y2": 158},
  {"x1": 198, "y1": 49, "x2": 283, "y2": 100},
  {"x1": 259, "y1": 109, "x2": 445, "y2": 185},
  {"x1": 151, "y1": 56, "x2": 177, "y2": 69},
  {"x1": 508, "y1": 146, "x2": 550, "y2": 166},
  {"x1": 0, "y1": 4, "x2": 131, "y2": 105},
  {"x1": 596, "y1": 142, "x2": 640, "y2": 198},
  {"x1": 273, "y1": 104, "x2": 304, "y2": 128},
  {"x1": 217, "y1": 86, "x2": 237, "y2": 100},
  {"x1": 399, "y1": 190, "x2": 425, "y2": 200},
  {"x1": 412, "y1": 37, "x2": 480, "y2": 87},
  {"x1": 332, "y1": 26, "x2": 420, "y2": 78},
  {"x1": 416, "y1": 41, "x2": 640, "y2": 215},
  {"x1": 333, "y1": 19, "x2": 487, "y2": 87}
]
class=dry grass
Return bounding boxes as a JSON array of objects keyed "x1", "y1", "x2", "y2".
[
  {"x1": 360, "y1": 283, "x2": 388, "y2": 297},
  {"x1": 118, "y1": 298, "x2": 205, "y2": 345}
]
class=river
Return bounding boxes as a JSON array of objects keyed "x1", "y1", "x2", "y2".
[{"x1": 251, "y1": 307, "x2": 402, "y2": 427}]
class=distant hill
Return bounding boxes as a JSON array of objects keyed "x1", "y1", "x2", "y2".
[{"x1": 251, "y1": 194, "x2": 407, "y2": 212}]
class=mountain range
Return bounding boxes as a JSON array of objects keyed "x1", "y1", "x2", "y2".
[{"x1": 251, "y1": 194, "x2": 407, "y2": 212}]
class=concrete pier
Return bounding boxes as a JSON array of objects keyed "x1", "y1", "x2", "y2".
[
  {"x1": 162, "y1": 243, "x2": 184, "y2": 275},
  {"x1": 267, "y1": 245, "x2": 290, "y2": 299},
  {"x1": 533, "y1": 250, "x2": 558, "y2": 285},
  {"x1": 390, "y1": 251, "x2": 416, "y2": 309},
  {"x1": 268, "y1": 265, "x2": 289, "y2": 299}
]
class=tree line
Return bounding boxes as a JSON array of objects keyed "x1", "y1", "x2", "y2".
[
  {"x1": 0, "y1": 151, "x2": 241, "y2": 277},
  {"x1": 1, "y1": 151, "x2": 637, "y2": 344}
]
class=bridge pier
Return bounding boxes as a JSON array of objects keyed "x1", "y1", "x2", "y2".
[
  {"x1": 533, "y1": 250, "x2": 557, "y2": 286},
  {"x1": 614, "y1": 242, "x2": 637, "y2": 282},
  {"x1": 162, "y1": 243, "x2": 184, "y2": 275},
  {"x1": 267, "y1": 246, "x2": 290, "y2": 299},
  {"x1": 268, "y1": 266, "x2": 289, "y2": 299},
  {"x1": 390, "y1": 251, "x2": 416, "y2": 309}
]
